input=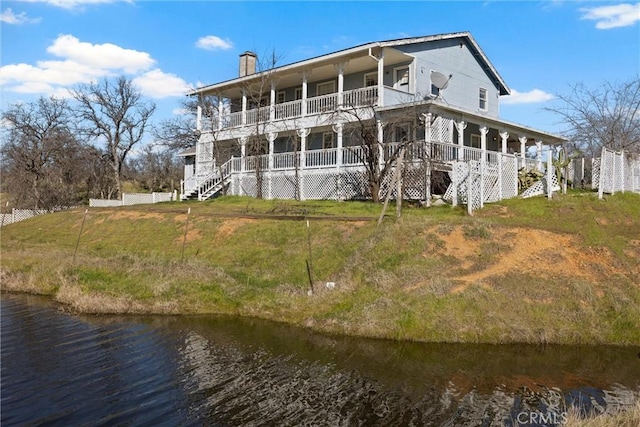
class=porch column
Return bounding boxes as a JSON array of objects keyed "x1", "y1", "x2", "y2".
[
  {"x1": 296, "y1": 128, "x2": 310, "y2": 200},
  {"x1": 239, "y1": 137, "x2": 247, "y2": 195},
  {"x1": 301, "y1": 71, "x2": 309, "y2": 117},
  {"x1": 518, "y1": 135, "x2": 528, "y2": 169},
  {"x1": 377, "y1": 120, "x2": 385, "y2": 170},
  {"x1": 196, "y1": 105, "x2": 202, "y2": 131},
  {"x1": 500, "y1": 131, "x2": 509, "y2": 154},
  {"x1": 333, "y1": 123, "x2": 343, "y2": 167},
  {"x1": 377, "y1": 48, "x2": 385, "y2": 107},
  {"x1": 267, "y1": 132, "x2": 278, "y2": 199},
  {"x1": 241, "y1": 90, "x2": 247, "y2": 125},
  {"x1": 336, "y1": 62, "x2": 347, "y2": 107},
  {"x1": 217, "y1": 99, "x2": 223, "y2": 131},
  {"x1": 479, "y1": 126, "x2": 489, "y2": 208},
  {"x1": 536, "y1": 140, "x2": 543, "y2": 171},
  {"x1": 455, "y1": 120, "x2": 467, "y2": 161},
  {"x1": 270, "y1": 81, "x2": 276, "y2": 121}
]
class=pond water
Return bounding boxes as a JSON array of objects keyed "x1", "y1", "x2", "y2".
[{"x1": 1, "y1": 292, "x2": 638, "y2": 426}]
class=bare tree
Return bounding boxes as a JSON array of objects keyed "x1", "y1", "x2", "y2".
[
  {"x1": 338, "y1": 105, "x2": 412, "y2": 203},
  {"x1": 546, "y1": 77, "x2": 640, "y2": 155},
  {"x1": 72, "y1": 76, "x2": 156, "y2": 198},
  {"x1": 1, "y1": 96, "x2": 87, "y2": 209},
  {"x1": 153, "y1": 99, "x2": 199, "y2": 152},
  {"x1": 232, "y1": 50, "x2": 283, "y2": 199}
]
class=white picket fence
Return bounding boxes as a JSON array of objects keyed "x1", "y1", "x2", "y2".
[{"x1": 89, "y1": 191, "x2": 177, "y2": 207}]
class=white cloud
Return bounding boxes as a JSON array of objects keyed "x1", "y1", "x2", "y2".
[
  {"x1": 47, "y1": 34, "x2": 154, "y2": 73},
  {"x1": 1, "y1": 34, "x2": 191, "y2": 100},
  {"x1": 501, "y1": 89, "x2": 555, "y2": 105},
  {"x1": 195, "y1": 35, "x2": 234, "y2": 51},
  {"x1": 132, "y1": 69, "x2": 192, "y2": 99},
  {"x1": 16, "y1": 0, "x2": 129, "y2": 10},
  {"x1": 0, "y1": 8, "x2": 41, "y2": 24},
  {"x1": 580, "y1": 2, "x2": 640, "y2": 29}
]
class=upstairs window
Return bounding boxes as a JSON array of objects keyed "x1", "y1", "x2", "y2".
[
  {"x1": 294, "y1": 88, "x2": 303, "y2": 100},
  {"x1": 394, "y1": 66, "x2": 410, "y2": 91},
  {"x1": 364, "y1": 72, "x2": 378, "y2": 87},
  {"x1": 470, "y1": 134, "x2": 481, "y2": 148},
  {"x1": 317, "y1": 81, "x2": 335, "y2": 96},
  {"x1": 479, "y1": 87, "x2": 488, "y2": 111},
  {"x1": 277, "y1": 90, "x2": 286, "y2": 104}
]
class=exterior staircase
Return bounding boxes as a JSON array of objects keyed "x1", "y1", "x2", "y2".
[{"x1": 182, "y1": 159, "x2": 233, "y2": 200}]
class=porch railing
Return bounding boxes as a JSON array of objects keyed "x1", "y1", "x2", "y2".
[{"x1": 201, "y1": 87, "x2": 380, "y2": 132}]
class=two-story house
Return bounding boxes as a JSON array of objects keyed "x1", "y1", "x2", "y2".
[{"x1": 179, "y1": 31, "x2": 565, "y2": 201}]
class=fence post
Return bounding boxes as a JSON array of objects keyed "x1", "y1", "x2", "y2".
[
  {"x1": 467, "y1": 162, "x2": 473, "y2": 216},
  {"x1": 497, "y1": 154, "x2": 503, "y2": 201},
  {"x1": 547, "y1": 153, "x2": 552, "y2": 200},
  {"x1": 598, "y1": 147, "x2": 605, "y2": 199}
]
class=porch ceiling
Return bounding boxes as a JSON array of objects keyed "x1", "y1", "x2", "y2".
[{"x1": 195, "y1": 47, "x2": 413, "y2": 100}]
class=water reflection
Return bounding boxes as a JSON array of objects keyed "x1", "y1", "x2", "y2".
[{"x1": 2, "y1": 293, "x2": 638, "y2": 426}]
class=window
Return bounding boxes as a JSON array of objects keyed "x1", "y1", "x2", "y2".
[
  {"x1": 364, "y1": 72, "x2": 378, "y2": 87},
  {"x1": 394, "y1": 66, "x2": 410, "y2": 91},
  {"x1": 277, "y1": 90, "x2": 286, "y2": 104},
  {"x1": 479, "y1": 87, "x2": 488, "y2": 110},
  {"x1": 394, "y1": 123, "x2": 411, "y2": 142},
  {"x1": 322, "y1": 132, "x2": 334, "y2": 149},
  {"x1": 470, "y1": 134, "x2": 481, "y2": 148},
  {"x1": 317, "y1": 81, "x2": 335, "y2": 96},
  {"x1": 294, "y1": 88, "x2": 303, "y2": 100},
  {"x1": 431, "y1": 84, "x2": 440, "y2": 97}
]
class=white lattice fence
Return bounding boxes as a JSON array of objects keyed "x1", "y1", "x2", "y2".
[
  {"x1": 430, "y1": 116, "x2": 453, "y2": 143},
  {"x1": 303, "y1": 172, "x2": 340, "y2": 200},
  {"x1": 597, "y1": 148, "x2": 640, "y2": 198},
  {"x1": 501, "y1": 155, "x2": 519, "y2": 200},
  {"x1": 270, "y1": 174, "x2": 300, "y2": 200},
  {"x1": 591, "y1": 157, "x2": 601, "y2": 190},
  {"x1": 466, "y1": 161, "x2": 483, "y2": 214}
]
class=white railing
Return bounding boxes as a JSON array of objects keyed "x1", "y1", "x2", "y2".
[
  {"x1": 343, "y1": 146, "x2": 364, "y2": 165},
  {"x1": 342, "y1": 86, "x2": 378, "y2": 107},
  {"x1": 90, "y1": 192, "x2": 177, "y2": 207},
  {"x1": 273, "y1": 152, "x2": 300, "y2": 170},
  {"x1": 245, "y1": 106, "x2": 270, "y2": 125},
  {"x1": 307, "y1": 93, "x2": 338, "y2": 115},
  {"x1": 306, "y1": 148, "x2": 337, "y2": 168},
  {"x1": 274, "y1": 100, "x2": 302, "y2": 120}
]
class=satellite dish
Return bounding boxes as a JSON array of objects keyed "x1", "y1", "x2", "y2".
[{"x1": 431, "y1": 71, "x2": 452, "y2": 91}]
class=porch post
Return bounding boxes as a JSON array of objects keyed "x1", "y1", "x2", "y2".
[
  {"x1": 297, "y1": 128, "x2": 309, "y2": 200},
  {"x1": 196, "y1": 105, "x2": 202, "y2": 131},
  {"x1": 242, "y1": 90, "x2": 247, "y2": 125},
  {"x1": 239, "y1": 137, "x2": 247, "y2": 196},
  {"x1": 217, "y1": 99, "x2": 223, "y2": 131},
  {"x1": 301, "y1": 71, "x2": 309, "y2": 117},
  {"x1": 267, "y1": 132, "x2": 277, "y2": 199},
  {"x1": 333, "y1": 123, "x2": 343, "y2": 167},
  {"x1": 536, "y1": 140, "x2": 543, "y2": 171},
  {"x1": 455, "y1": 120, "x2": 466, "y2": 161},
  {"x1": 377, "y1": 48, "x2": 385, "y2": 107},
  {"x1": 518, "y1": 135, "x2": 528, "y2": 169},
  {"x1": 336, "y1": 62, "x2": 347, "y2": 107},
  {"x1": 377, "y1": 120, "x2": 385, "y2": 170},
  {"x1": 500, "y1": 131, "x2": 509, "y2": 154},
  {"x1": 270, "y1": 81, "x2": 276, "y2": 121},
  {"x1": 479, "y1": 126, "x2": 489, "y2": 208}
]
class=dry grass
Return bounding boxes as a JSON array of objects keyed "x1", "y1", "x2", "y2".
[
  {"x1": 1, "y1": 192, "x2": 640, "y2": 345},
  {"x1": 565, "y1": 399, "x2": 640, "y2": 427}
]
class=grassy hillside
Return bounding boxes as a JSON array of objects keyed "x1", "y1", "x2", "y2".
[{"x1": 2, "y1": 191, "x2": 639, "y2": 345}]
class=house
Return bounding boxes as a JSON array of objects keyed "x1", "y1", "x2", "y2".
[{"x1": 179, "y1": 31, "x2": 566, "y2": 202}]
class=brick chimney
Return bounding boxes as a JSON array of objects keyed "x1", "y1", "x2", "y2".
[{"x1": 239, "y1": 51, "x2": 257, "y2": 77}]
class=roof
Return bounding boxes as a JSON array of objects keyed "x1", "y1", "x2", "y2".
[
  {"x1": 177, "y1": 146, "x2": 196, "y2": 157},
  {"x1": 187, "y1": 32, "x2": 510, "y2": 97}
]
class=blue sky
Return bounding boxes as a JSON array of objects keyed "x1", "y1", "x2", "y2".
[{"x1": 1, "y1": 0, "x2": 639, "y2": 138}]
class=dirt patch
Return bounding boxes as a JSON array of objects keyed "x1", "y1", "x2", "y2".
[
  {"x1": 107, "y1": 211, "x2": 164, "y2": 221},
  {"x1": 216, "y1": 218, "x2": 257, "y2": 239},
  {"x1": 173, "y1": 228, "x2": 202, "y2": 244},
  {"x1": 422, "y1": 225, "x2": 622, "y2": 293}
]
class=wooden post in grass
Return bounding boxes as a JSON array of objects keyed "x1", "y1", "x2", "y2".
[
  {"x1": 73, "y1": 209, "x2": 88, "y2": 263},
  {"x1": 181, "y1": 207, "x2": 191, "y2": 263},
  {"x1": 306, "y1": 219, "x2": 314, "y2": 295}
]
